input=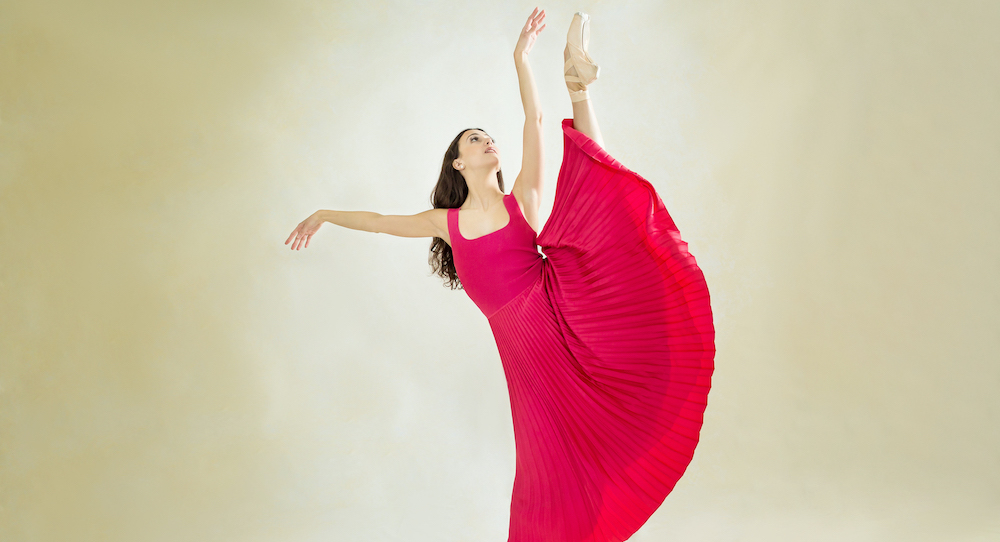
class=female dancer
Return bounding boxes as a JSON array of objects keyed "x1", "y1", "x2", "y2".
[{"x1": 286, "y1": 9, "x2": 715, "y2": 542}]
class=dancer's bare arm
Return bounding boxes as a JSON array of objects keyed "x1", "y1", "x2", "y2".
[
  {"x1": 285, "y1": 208, "x2": 449, "y2": 250},
  {"x1": 511, "y1": 8, "x2": 545, "y2": 232}
]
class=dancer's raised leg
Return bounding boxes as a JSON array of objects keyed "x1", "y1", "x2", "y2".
[
  {"x1": 565, "y1": 12, "x2": 605, "y2": 149},
  {"x1": 569, "y1": 82, "x2": 604, "y2": 149}
]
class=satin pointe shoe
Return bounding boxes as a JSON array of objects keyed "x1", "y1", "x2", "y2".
[{"x1": 565, "y1": 11, "x2": 600, "y2": 102}]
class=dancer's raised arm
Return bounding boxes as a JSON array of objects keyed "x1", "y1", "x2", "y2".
[
  {"x1": 511, "y1": 8, "x2": 546, "y2": 231},
  {"x1": 285, "y1": 208, "x2": 449, "y2": 250}
]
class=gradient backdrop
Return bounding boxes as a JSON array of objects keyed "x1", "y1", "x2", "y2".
[{"x1": 2, "y1": 1, "x2": 998, "y2": 541}]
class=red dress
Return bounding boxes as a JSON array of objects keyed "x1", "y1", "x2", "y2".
[{"x1": 447, "y1": 119, "x2": 715, "y2": 542}]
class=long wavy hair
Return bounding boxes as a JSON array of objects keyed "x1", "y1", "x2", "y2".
[{"x1": 429, "y1": 128, "x2": 505, "y2": 289}]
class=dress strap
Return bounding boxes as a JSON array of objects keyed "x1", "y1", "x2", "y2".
[
  {"x1": 503, "y1": 193, "x2": 522, "y2": 225},
  {"x1": 447, "y1": 207, "x2": 460, "y2": 242}
]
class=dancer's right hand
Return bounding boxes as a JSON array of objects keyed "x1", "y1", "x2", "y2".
[
  {"x1": 514, "y1": 7, "x2": 546, "y2": 58},
  {"x1": 285, "y1": 211, "x2": 324, "y2": 250}
]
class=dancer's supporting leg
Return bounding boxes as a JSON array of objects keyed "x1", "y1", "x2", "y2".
[{"x1": 564, "y1": 13, "x2": 605, "y2": 149}]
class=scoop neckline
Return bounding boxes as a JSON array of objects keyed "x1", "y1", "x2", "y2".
[{"x1": 456, "y1": 194, "x2": 513, "y2": 241}]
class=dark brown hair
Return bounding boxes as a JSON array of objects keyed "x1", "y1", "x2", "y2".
[{"x1": 429, "y1": 128, "x2": 505, "y2": 289}]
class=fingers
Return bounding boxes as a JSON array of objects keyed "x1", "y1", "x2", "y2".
[
  {"x1": 286, "y1": 226, "x2": 301, "y2": 248},
  {"x1": 523, "y1": 8, "x2": 545, "y2": 33},
  {"x1": 294, "y1": 234, "x2": 309, "y2": 250},
  {"x1": 286, "y1": 226, "x2": 310, "y2": 250},
  {"x1": 533, "y1": 13, "x2": 546, "y2": 35},
  {"x1": 522, "y1": 8, "x2": 536, "y2": 31}
]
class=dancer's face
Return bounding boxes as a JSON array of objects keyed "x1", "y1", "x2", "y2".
[{"x1": 453, "y1": 130, "x2": 500, "y2": 173}]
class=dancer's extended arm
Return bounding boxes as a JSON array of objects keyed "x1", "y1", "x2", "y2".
[
  {"x1": 511, "y1": 8, "x2": 545, "y2": 232},
  {"x1": 285, "y1": 208, "x2": 448, "y2": 250}
]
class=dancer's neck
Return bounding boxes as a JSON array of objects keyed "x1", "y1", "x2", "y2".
[{"x1": 462, "y1": 170, "x2": 504, "y2": 211}]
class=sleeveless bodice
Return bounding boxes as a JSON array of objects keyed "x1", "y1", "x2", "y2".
[{"x1": 447, "y1": 194, "x2": 543, "y2": 317}]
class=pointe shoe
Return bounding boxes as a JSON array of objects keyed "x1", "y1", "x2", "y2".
[{"x1": 565, "y1": 12, "x2": 599, "y2": 102}]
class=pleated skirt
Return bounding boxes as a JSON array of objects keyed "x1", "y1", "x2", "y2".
[{"x1": 487, "y1": 119, "x2": 715, "y2": 542}]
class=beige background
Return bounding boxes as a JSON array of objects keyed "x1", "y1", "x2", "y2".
[{"x1": 2, "y1": 1, "x2": 998, "y2": 541}]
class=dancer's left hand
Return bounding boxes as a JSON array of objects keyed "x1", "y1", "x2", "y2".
[{"x1": 514, "y1": 7, "x2": 546, "y2": 57}]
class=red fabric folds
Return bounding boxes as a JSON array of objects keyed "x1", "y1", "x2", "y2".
[{"x1": 450, "y1": 119, "x2": 715, "y2": 542}]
